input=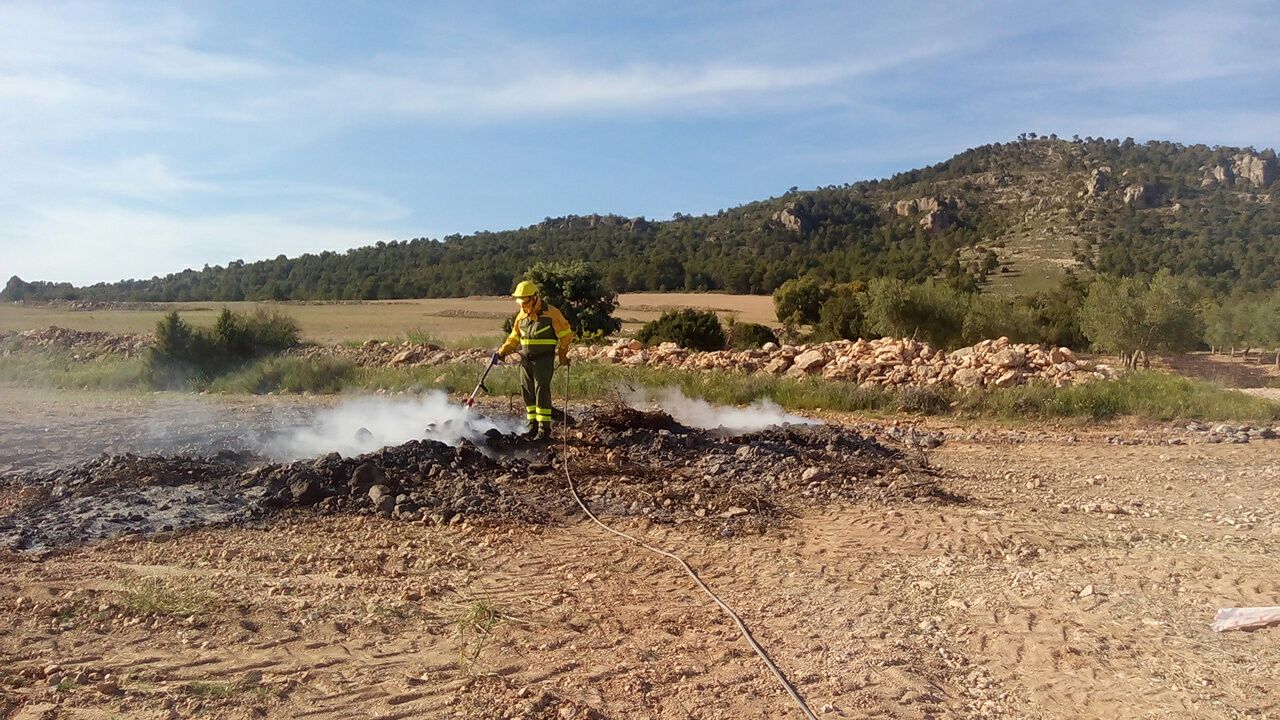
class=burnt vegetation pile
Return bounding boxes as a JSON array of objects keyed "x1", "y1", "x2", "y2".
[{"x1": 1, "y1": 408, "x2": 947, "y2": 550}]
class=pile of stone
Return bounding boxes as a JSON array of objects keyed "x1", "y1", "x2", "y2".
[
  {"x1": 6, "y1": 325, "x2": 1113, "y2": 391},
  {"x1": 0, "y1": 326, "x2": 153, "y2": 359},
  {"x1": 289, "y1": 340, "x2": 493, "y2": 368},
  {"x1": 1184, "y1": 421, "x2": 1280, "y2": 445},
  {"x1": 578, "y1": 336, "x2": 1113, "y2": 389}
]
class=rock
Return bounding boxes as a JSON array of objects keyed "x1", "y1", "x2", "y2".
[
  {"x1": 763, "y1": 356, "x2": 792, "y2": 374},
  {"x1": 94, "y1": 679, "x2": 122, "y2": 695},
  {"x1": 238, "y1": 670, "x2": 263, "y2": 687},
  {"x1": 354, "y1": 427, "x2": 374, "y2": 443},
  {"x1": 770, "y1": 201, "x2": 811, "y2": 233},
  {"x1": 388, "y1": 348, "x2": 418, "y2": 366},
  {"x1": 1123, "y1": 184, "x2": 1153, "y2": 208},
  {"x1": 953, "y1": 368, "x2": 984, "y2": 388},
  {"x1": 368, "y1": 484, "x2": 391, "y2": 502},
  {"x1": 894, "y1": 195, "x2": 955, "y2": 216},
  {"x1": 1085, "y1": 167, "x2": 1109, "y2": 196},
  {"x1": 993, "y1": 370, "x2": 1021, "y2": 388},
  {"x1": 792, "y1": 350, "x2": 827, "y2": 374},
  {"x1": 1078, "y1": 584, "x2": 1095, "y2": 598},
  {"x1": 1203, "y1": 162, "x2": 1233, "y2": 187},
  {"x1": 1233, "y1": 152, "x2": 1277, "y2": 187},
  {"x1": 289, "y1": 478, "x2": 327, "y2": 506},
  {"x1": 374, "y1": 496, "x2": 396, "y2": 517},
  {"x1": 990, "y1": 348, "x2": 1026, "y2": 368},
  {"x1": 350, "y1": 463, "x2": 386, "y2": 492},
  {"x1": 919, "y1": 209, "x2": 954, "y2": 231}
]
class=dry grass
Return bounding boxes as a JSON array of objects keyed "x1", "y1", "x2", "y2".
[{"x1": 0, "y1": 293, "x2": 777, "y2": 345}]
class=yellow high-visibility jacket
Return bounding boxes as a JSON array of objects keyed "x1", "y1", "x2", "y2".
[{"x1": 498, "y1": 300, "x2": 574, "y2": 358}]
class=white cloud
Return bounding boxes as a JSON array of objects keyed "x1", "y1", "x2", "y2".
[{"x1": 0, "y1": 204, "x2": 402, "y2": 285}]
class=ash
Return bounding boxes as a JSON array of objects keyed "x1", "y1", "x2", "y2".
[{"x1": 1, "y1": 405, "x2": 951, "y2": 551}]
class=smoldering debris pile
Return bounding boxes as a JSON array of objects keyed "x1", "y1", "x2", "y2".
[{"x1": 1, "y1": 405, "x2": 947, "y2": 551}]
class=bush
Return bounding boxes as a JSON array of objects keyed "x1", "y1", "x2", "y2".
[
  {"x1": 773, "y1": 277, "x2": 832, "y2": 326},
  {"x1": 636, "y1": 309, "x2": 726, "y2": 351},
  {"x1": 511, "y1": 261, "x2": 622, "y2": 339},
  {"x1": 962, "y1": 294, "x2": 1039, "y2": 345},
  {"x1": 148, "y1": 307, "x2": 302, "y2": 387},
  {"x1": 815, "y1": 292, "x2": 867, "y2": 341},
  {"x1": 1080, "y1": 270, "x2": 1203, "y2": 367},
  {"x1": 726, "y1": 321, "x2": 779, "y2": 349},
  {"x1": 865, "y1": 278, "x2": 968, "y2": 348}
]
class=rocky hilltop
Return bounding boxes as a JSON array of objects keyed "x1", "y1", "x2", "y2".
[{"x1": 5, "y1": 136, "x2": 1279, "y2": 303}]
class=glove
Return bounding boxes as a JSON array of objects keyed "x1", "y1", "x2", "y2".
[
  {"x1": 490, "y1": 351, "x2": 502, "y2": 365},
  {"x1": 557, "y1": 352, "x2": 571, "y2": 367}
]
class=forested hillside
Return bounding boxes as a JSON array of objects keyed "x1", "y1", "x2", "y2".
[{"x1": 5, "y1": 135, "x2": 1279, "y2": 303}]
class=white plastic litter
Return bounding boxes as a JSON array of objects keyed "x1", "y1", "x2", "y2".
[{"x1": 1211, "y1": 606, "x2": 1280, "y2": 632}]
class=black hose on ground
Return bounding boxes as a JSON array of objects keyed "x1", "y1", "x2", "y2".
[{"x1": 556, "y1": 362, "x2": 820, "y2": 720}]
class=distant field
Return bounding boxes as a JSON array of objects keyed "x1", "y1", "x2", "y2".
[{"x1": 0, "y1": 293, "x2": 777, "y2": 345}]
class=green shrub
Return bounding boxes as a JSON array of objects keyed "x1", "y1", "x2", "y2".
[
  {"x1": 148, "y1": 307, "x2": 302, "y2": 388},
  {"x1": 773, "y1": 277, "x2": 832, "y2": 325},
  {"x1": 815, "y1": 293, "x2": 866, "y2": 341},
  {"x1": 636, "y1": 309, "x2": 726, "y2": 351},
  {"x1": 505, "y1": 261, "x2": 622, "y2": 339},
  {"x1": 726, "y1": 321, "x2": 779, "y2": 349}
]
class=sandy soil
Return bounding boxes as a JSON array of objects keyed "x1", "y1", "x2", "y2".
[{"x1": 2, "y1": 396, "x2": 1279, "y2": 719}]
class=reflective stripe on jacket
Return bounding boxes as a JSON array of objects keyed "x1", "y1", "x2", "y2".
[{"x1": 498, "y1": 300, "x2": 574, "y2": 358}]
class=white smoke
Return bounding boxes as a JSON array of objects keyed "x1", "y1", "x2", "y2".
[
  {"x1": 623, "y1": 387, "x2": 820, "y2": 432},
  {"x1": 265, "y1": 392, "x2": 525, "y2": 461}
]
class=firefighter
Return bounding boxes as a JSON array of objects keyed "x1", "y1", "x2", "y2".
[{"x1": 494, "y1": 281, "x2": 574, "y2": 440}]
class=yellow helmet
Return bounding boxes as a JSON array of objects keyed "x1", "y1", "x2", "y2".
[{"x1": 511, "y1": 280, "x2": 539, "y2": 298}]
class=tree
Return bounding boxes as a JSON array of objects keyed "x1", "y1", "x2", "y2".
[
  {"x1": 815, "y1": 290, "x2": 867, "y2": 341},
  {"x1": 1262, "y1": 292, "x2": 1280, "y2": 366},
  {"x1": 636, "y1": 309, "x2": 726, "y2": 351},
  {"x1": 773, "y1": 277, "x2": 832, "y2": 326},
  {"x1": 864, "y1": 278, "x2": 968, "y2": 348},
  {"x1": 725, "y1": 320, "x2": 779, "y2": 349},
  {"x1": 1, "y1": 276, "x2": 31, "y2": 301},
  {"x1": 1080, "y1": 271, "x2": 1203, "y2": 368},
  {"x1": 1202, "y1": 301, "x2": 1250, "y2": 354},
  {"x1": 519, "y1": 261, "x2": 621, "y2": 338},
  {"x1": 962, "y1": 295, "x2": 1038, "y2": 345}
]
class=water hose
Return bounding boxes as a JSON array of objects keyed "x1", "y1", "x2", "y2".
[{"x1": 557, "y1": 362, "x2": 819, "y2": 719}]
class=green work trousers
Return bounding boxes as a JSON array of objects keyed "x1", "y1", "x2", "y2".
[{"x1": 520, "y1": 353, "x2": 556, "y2": 433}]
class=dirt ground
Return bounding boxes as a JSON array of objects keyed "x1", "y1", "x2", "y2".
[{"x1": 2, "y1": 392, "x2": 1279, "y2": 719}]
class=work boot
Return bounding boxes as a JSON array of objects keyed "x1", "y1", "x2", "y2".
[
  {"x1": 536, "y1": 424, "x2": 554, "y2": 443},
  {"x1": 521, "y1": 423, "x2": 539, "y2": 440}
]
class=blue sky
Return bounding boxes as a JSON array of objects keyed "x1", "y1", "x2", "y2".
[{"x1": 3, "y1": 0, "x2": 1278, "y2": 285}]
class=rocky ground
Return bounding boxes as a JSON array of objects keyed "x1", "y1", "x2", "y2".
[{"x1": 1, "y1": 390, "x2": 1279, "y2": 719}]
